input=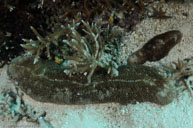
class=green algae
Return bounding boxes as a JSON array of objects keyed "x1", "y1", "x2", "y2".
[{"x1": 7, "y1": 56, "x2": 176, "y2": 105}]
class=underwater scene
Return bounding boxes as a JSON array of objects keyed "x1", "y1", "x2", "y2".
[{"x1": 0, "y1": 0, "x2": 193, "y2": 128}]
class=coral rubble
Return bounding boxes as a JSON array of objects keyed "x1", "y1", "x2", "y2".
[{"x1": 0, "y1": 88, "x2": 53, "y2": 128}]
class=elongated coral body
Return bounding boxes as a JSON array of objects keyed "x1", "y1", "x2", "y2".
[
  {"x1": 8, "y1": 56, "x2": 176, "y2": 105},
  {"x1": 128, "y1": 30, "x2": 182, "y2": 64}
]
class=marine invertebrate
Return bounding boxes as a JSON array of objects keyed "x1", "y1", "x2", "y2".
[
  {"x1": 21, "y1": 20, "x2": 121, "y2": 83},
  {"x1": 21, "y1": 26, "x2": 63, "y2": 64},
  {"x1": 127, "y1": 30, "x2": 182, "y2": 64},
  {"x1": 62, "y1": 20, "x2": 119, "y2": 83},
  {"x1": 8, "y1": 55, "x2": 176, "y2": 105},
  {"x1": 7, "y1": 29, "x2": 185, "y2": 105},
  {"x1": 162, "y1": 59, "x2": 193, "y2": 96}
]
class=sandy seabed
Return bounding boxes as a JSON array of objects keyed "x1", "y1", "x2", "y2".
[{"x1": 1, "y1": 1, "x2": 193, "y2": 128}]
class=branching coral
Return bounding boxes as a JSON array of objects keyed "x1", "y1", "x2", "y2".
[
  {"x1": 162, "y1": 59, "x2": 193, "y2": 96},
  {"x1": 21, "y1": 26, "x2": 64, "y2": 64},
  {"x1": 62, "y1": 20, "x2": 119, "y2": 83},
  {"x1": 21, "y1": 20, "x2": 121, "y2": 83}
]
